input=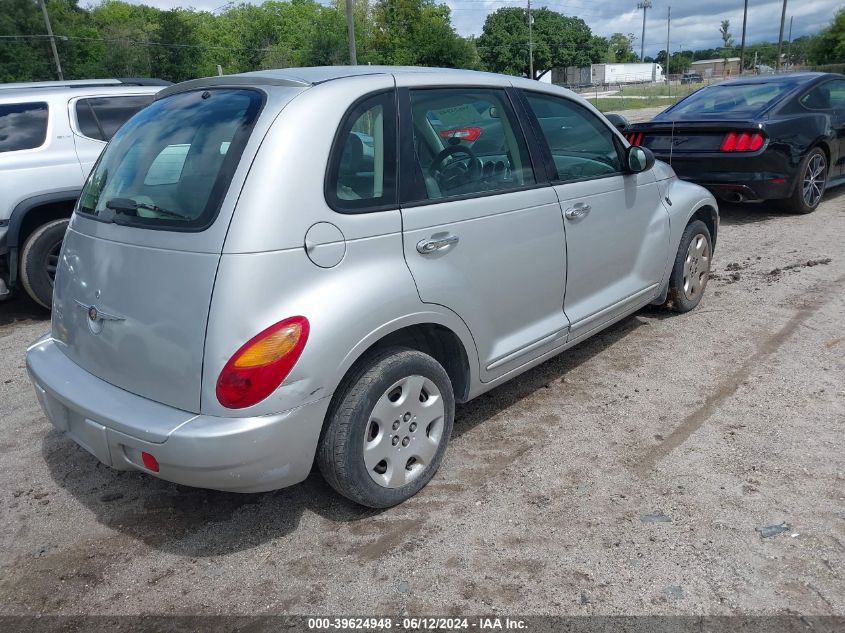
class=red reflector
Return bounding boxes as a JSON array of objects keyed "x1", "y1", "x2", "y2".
[
  {"x1": 141, "y1": 452, "x2": 159, "y2": 472},
  {"x1": 720, "y1": 132, "x2": 738, "y2": 151},
  {"x1": 749, "y1": 132, "x2": 765, "y2": 151},
  {"x1": 216, "y1": 316, "x2": 310, "y2": 409},
  {"x1": 439, "y1": 126, "x2": 482, "y2": 142},
  {"x1": 771, "y1": 177, "x2": 787, "y2": 184}
]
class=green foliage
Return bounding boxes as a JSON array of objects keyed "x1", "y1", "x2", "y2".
[
  {"x1": 607, "y1": 32, "x2": 637, "y2": 63},
  {"x1": 477, "y1": 7, "x2": 601, "y2": 79},
  {"x1": 810, "y1": 8, "x2": 845, "y2": 65}
]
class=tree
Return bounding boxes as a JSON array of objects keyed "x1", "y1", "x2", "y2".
[
  {"x1": 719, "y1": 19, "x2": 734, "y2": 75},
  {"x1": 607, "y1": 32, "x2": 637, "y2": 63},
  {"x1": 809, "y1": 8, "x2": 845, "y2": 65},
  {"x1": 477, "y1": 7, "x2": 600, "y2": 80}
]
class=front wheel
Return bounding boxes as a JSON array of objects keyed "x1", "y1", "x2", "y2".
[
  {"x1": 664, "y1": 220, "x2": 712, "y2": 313},
  {"x1": 317, "y1": 347, "x2": 455, "y2": 508},
  {"x1": 780, "y1": 148, "x2": 827, "y2": 214}
]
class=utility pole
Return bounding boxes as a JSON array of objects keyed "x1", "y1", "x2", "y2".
[
  {"x1": 345, "y1": 0, "x2": 357, "y2": 65},
  {"x1": 776, "y1": 0, "x2": 787, "y2": 72},
  {"x1": 665, "y1": 5, "x2": 671, "y2": 91},
  {"x1": 739, "y1": 0, "x2": 748, "y2": 73},
  {"x1": 786, "y1": 16, "x2": 793, "y2": 68},
  {"x1": 637, "y1": 1, "x2": 652, "y2": 62},
  {"x1": 38, "y1": 0, "x2": 63, "y2": 81},
  {"x1": 528, "y1": 0, "x2": 534, "y2": 79}
]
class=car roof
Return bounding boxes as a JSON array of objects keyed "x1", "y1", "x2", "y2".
[
  {"x1": 712, "y1": 72, "x2": 833, "y2": 87},
  {"x1": 0, "y1": 83, "x2": 165, "y2": 102}
]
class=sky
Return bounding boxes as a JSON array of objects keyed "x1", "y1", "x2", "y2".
[{"x1": 123, "y1": 0, "x2": 841, "y2": 58}]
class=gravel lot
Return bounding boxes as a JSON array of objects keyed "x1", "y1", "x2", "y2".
[{"x1": 1, "y1": 191, "x2": 843, "y2": 618}]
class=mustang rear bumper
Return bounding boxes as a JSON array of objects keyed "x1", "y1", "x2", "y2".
[
  {"x1": 26, "y1": 334, "x2": 331, "y2": 493},
  {"x1": 653, "y1": 156, "x2": 796, "y2": 202}
]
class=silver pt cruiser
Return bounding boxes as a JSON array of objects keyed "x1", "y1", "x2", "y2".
[{"x1": 26, "y1": 67, "x2": 718, "y2": 508}]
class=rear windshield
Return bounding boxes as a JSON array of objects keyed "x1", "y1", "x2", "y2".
[
  {"x1": 0, "y1": 102, "x2": 48, "y2": 153},
  {"x1": 77, "y1": 88, "x2": 263, "y2": 230},
  {"x1": 668, "y1": 83, "x2": 790, "y2": 116}
]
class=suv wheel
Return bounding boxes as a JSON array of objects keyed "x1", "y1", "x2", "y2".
[
  {"x1": 317, "y1": 347, "x2": 455, "y2": 508},
  {"x1": 664, "y1": 220, "x2": 712, "y2": 313},
  {"x1": 19, "y1": 219, "x2": 68, "y2": 309}
]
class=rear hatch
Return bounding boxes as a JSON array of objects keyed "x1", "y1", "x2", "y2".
[{"x1": 51, "y1": 87, "x2": 270, "y2": 413}]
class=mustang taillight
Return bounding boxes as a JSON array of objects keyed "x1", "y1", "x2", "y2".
[
  {"x1": 625, "y1": 132, "x2": 645, "y2": 146},
  {"x1": 720, "y1": 131, "x2": 765, "y2": 152},
  {"x1": 439, "y1": 126, "x2": 482, "y2": 142},
  {"x1": 216, "y1": 316, "x2": 309, "y2": 409}
]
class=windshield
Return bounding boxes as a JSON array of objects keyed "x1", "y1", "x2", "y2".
[
  {"x1": 78, "y1": 88, "x2": 263, "y2": 230},
  {"x1": 668, "y1": 82, "x2": 790, "y2": 116}
]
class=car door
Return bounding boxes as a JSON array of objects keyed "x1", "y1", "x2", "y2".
[
  {"x1": 70, "y1": 94, "x2": 155, "y2": 177},
  {"x1": 801, "y1": 79, "x2": 845, "y2": 178},
  {"x1": 397, "y1": 78, "x2": 569, "y2": 382},
  {"x1": 519, "y1": 90, "x2": 669, "y2": 343}
]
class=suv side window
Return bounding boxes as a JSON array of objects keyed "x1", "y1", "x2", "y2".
[
  {"x1": 0, "y1": 102, "x2": 48, "y2": 153},
  {"x1": 801, "y1": 79, "x2": 845, "y2": 112},
  {"x1": 522, "y1": 92, "x2": 623, "y2": 182},
  {"x1": 74, "y1": 95, "x2": 154, "y2": 141},
  {"x1": 326, "y1": 91, "x2": 397, "y2": 213},
  {"x1": 406, "y1": 88, "x2": 535, "y2": 202}
]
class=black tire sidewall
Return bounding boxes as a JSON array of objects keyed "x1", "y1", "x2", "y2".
[
  {"x1": 784, "y1": 148, "x2": 826, "y2": 214},
  {"x1": 668, "y1": 220, "x2": 712, "y2": 313},
  {"x1": 318, "y1": 348, "x2": 455, "y2": 508},
  {"x1": 20, "y1": 219, "x2": 68, "y2": 309}
]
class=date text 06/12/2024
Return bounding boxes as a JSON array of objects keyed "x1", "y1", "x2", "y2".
[{"x1": 307, "y1": 617, "x2": 528, "y2": 630}]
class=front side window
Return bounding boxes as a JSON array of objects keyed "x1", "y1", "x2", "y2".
[
  {"x1": 0, "y1": 102, "x2": 48, "y2": 153},
  {"x1": 407, "y1": 88, "x2": 535, "y2": 201},
  {"x1": 523, "y1": 92, "x2": 622, "y2": 182},
  {"x1": 327, "y1": 91, "x2": 396, "y2": 212},
  {"x1": 800, "y1": 80, "x2": 845, "y2": 111},
  {"x1": 75, "y1": 95, "x2": 155, "y2": 141},
  {"x1": 77, "y1": 88, "x2": 263, "y2": 230}
]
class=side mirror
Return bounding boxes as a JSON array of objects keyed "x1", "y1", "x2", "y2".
[
  {"x1": 626, "y1": 145, "x2": 655, "y2": 173},
  {"x1": 604, "y1": 112, "x2": 629, "y2": 133}
]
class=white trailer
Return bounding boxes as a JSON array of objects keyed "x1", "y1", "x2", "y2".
[{"x1": 591, "y1": 63, "x2": 663, "y2": 85}]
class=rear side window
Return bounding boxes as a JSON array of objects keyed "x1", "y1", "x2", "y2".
[
  {"x1": 800, "y1": 80, "x2": 845, "y2": 111},
  {"x1": 0, "y1": 102, "x2": 48, "y2": 153},
  {"x1": 75, "y1": 95, "x2": 154, "y2": 141},
  {"x1": 326, "y1": 91, "x2": 397, "y2": 213},
  {"x1": 77, "y1": 89, "x2": 263, "y2": 231},
  {"x1": 522, "y1": 92, "x2": 622, "y2": 182}
]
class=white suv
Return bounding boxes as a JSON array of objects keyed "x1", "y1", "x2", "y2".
[{"x1": 0, "y1": 79, "x2": 168, "y2": 307}]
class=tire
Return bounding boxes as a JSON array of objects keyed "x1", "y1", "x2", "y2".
[
  {"x1": 664, "y1": 219, "x2": 712, "y2": 313},
  {"x1": 19, "y1": 218, "x2": 69, "y2": 309},
  {"x1": 779, "y1": 147, "x2": 827, "y2": 214},
  {"x1": 317, "y1": 347, "x2": 455, "y2": 508}
]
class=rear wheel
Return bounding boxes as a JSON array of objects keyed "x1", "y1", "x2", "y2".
[
  {"x1": 19, "y1": 219, "x2": 68, "y2": 309},
  {"x1": 780, "y1": 148, "x2": 827, "y2": 214},
  {"x1": 664, "y1": 220, "x2": 712, "y2": 313},
  {"x1": 317, "y1": 347, "x2": 455, "y2": 508}
]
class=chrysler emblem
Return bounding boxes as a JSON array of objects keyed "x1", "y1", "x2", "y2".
[
  {"x1": 88, "y1": 306, "x2": 98, "y2": 321},
  {"x1": 74, "y1": 299, "x2": 125, "y2": 334}
]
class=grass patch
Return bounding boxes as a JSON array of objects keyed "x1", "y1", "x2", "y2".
[{"x1": 587, "y1": 98, "x2": 673, "y2": 113}]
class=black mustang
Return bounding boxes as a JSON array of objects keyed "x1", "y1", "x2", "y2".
[{"x1": 622, "y1": 73, "x2": 845, "y2": 214}]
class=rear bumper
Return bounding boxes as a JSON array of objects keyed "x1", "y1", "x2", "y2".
[
  {"x1": 26, "y1": 334, "x2": 331, "y2": 493},
  {"x1": 654, "y1": 156, "x2": 796, "y2": 202}
]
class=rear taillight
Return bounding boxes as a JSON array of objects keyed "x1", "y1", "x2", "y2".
[
  {"x1": 439, "y1": 126, "x2": 483, "y2": 142},
  {"x1": 216, "y1": 316, "x2": 309, "y2": 409},
  {"x1": 720, "y1": 131, "x2": 765, "y2": 152},
  {"x1": 625, "y1": 132, "x2": 645, "y2": 146}
]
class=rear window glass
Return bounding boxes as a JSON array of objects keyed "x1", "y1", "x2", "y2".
[
  {"x1": 0, "y1": 102, "x2": 48, "y2": 153},
  {"x1": 77, "y1": 89, "x2": 263, "y2": 231},
  {"x1": 669, "y1": 83, "x2": 790, "y2": 115},
  {"x1": 75, "y1": 95, "x2": 154, "y2": 141}
]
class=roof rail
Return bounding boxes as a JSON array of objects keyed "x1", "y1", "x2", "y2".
[{"x1": 0, "y1": 78, "x2": 172, "y2": 90}]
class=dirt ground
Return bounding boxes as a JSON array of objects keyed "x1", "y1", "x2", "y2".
[{"x1": 0, "y1": 190, "x2": 843, "y2": 618}]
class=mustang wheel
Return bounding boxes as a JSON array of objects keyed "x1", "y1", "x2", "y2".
[
  {"x1": 665, "y1": 219, "x2": 712, "y2": 313},
  {"x1": 781, "y1": 148, "x2": 827, "y2": 214},
  {"x1": 19, "y1": 219, "x2": 69, "y2": 309},
  {"x1": 317, "y1": 347, "x2": 455, "y2": 508}
]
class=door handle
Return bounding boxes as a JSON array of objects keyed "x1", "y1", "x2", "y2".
[
  {"x1": 417, "y1": 233, "x2": 460, "y2": 254},
  {"x1": 564, "y1": 203, "x2": 592, "y2": 220}
]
